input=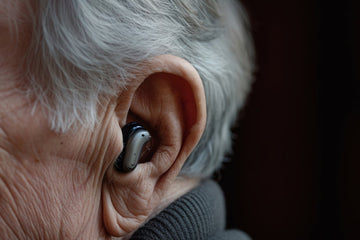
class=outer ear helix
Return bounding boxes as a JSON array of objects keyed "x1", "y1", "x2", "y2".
[{"x1": 114, "y1": 122, "x2": 151, "y2": 172}]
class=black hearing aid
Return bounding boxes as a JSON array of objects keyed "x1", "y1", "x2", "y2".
[{"x1": 114, "y1": 122, "x2": 151, "y2": 172}]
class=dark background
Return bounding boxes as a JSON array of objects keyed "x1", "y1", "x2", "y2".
[{"x1": 219, "y1": 0, "x2": 360, "y2": 239}]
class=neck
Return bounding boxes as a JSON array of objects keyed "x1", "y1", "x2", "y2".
[
  {"x1": 158, "y1": 177, "x2": 200, "y2": 210},
  {"x1": 130, "y1": 179, "x2": 226, "y2": 240}
]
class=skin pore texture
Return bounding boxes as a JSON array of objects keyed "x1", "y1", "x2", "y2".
[{"x1": 0, "y1": 4, "x2": 207, "y2": 238}]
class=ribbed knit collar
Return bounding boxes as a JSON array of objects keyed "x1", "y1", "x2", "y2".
[{"x1": 130, "y1": 179, "x2": 226, "y2": 240}]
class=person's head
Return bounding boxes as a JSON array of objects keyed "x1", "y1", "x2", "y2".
[{"x1": 0, "y1": 0, "x2": 254, "y2": 239}]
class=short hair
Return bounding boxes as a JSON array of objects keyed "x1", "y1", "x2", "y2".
[{"x1": 22, "y1": 0, "x2": 254, "y2": 178}]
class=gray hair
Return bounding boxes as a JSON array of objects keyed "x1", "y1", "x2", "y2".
[{"x1": 22, "y1": 0, "x2": 254, "y2": 178}]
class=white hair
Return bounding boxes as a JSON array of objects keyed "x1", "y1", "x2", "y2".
[{"x1": 22, "y1": 0, "x2": 254, "y2": 178}]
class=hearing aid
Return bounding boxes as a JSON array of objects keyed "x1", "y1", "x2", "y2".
[{"x1": 114, "y1": 122, "x2": 151, "y2": 172}]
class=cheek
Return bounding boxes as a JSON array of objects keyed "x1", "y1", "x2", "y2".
[
  {"x1": 76, "y1": 115, "x2": 124, "y2": 183},
  {"x1": 57, "y1": 113, "x2": 123, "y2": 172},
  {"x1": 8, "y1": 163, "x2": 104, "y2": 238}
]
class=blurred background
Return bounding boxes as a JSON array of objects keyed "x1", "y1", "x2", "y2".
[{"x1": 219, "y1": 0, "x2": 360, "y2": 239}]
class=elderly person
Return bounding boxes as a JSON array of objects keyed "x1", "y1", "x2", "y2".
[{"x1": 0, "y1": 0, "x2": 254, "y2": 239}]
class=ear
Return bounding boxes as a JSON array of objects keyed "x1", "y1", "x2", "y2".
[{"x1": 102, "y1": 55, "x2": 206, "y2": 237}]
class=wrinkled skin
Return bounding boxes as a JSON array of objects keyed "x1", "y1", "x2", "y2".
[
  {"x1": 0, "y1": 88, "x2": 201, "y2": 239},
  {"x1": 0, "y1": 2, "x2": 206, "y2": 239},
  {"x1": 0, "y1": 88, "x2": 119, "y2": 239}
]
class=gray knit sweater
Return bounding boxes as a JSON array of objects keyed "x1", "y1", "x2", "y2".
[{"x1": 130, "y1": 180, "x2": 251, "y2": 240}]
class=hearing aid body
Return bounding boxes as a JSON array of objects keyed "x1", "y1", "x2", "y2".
[{"x1": 115, "y1": 122, "x2": 151, "y2": 172}]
